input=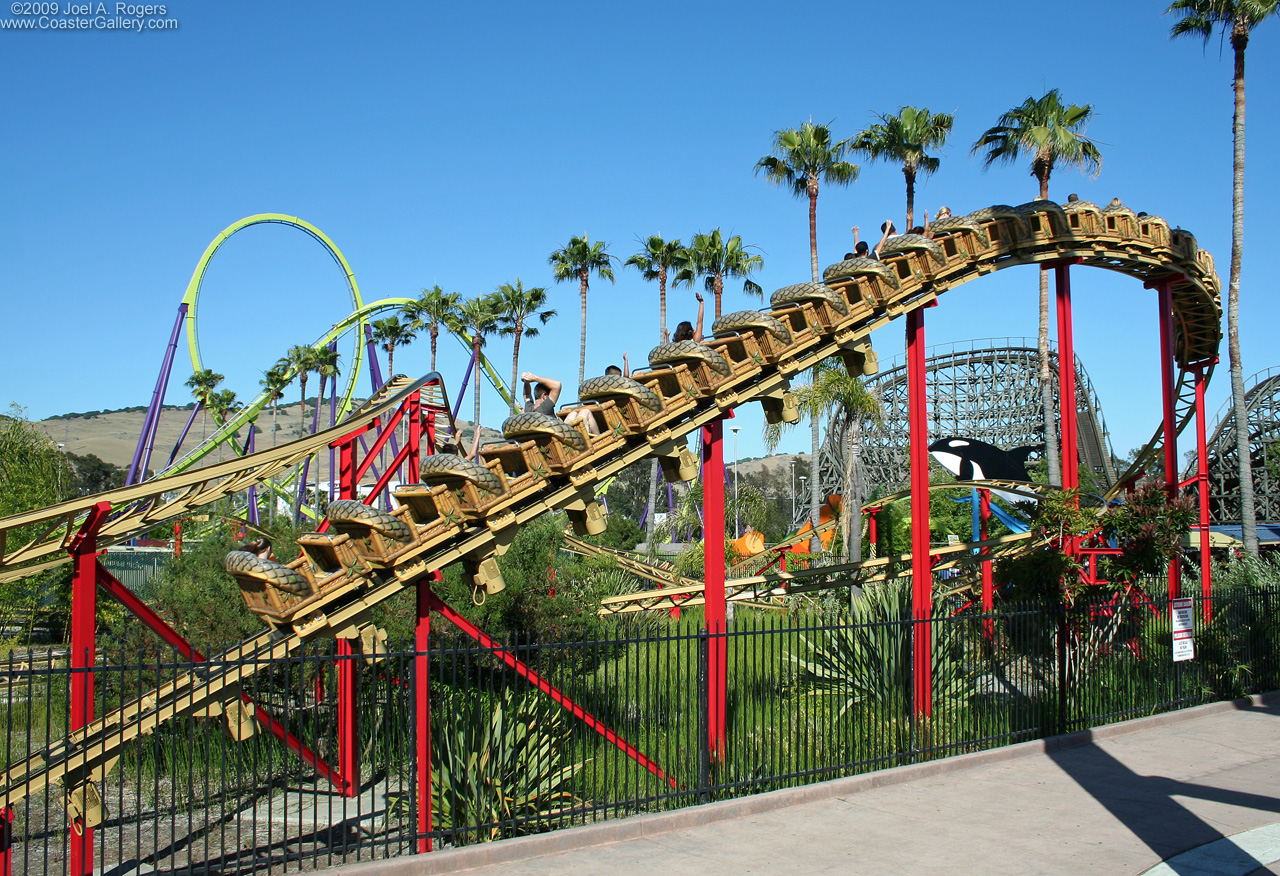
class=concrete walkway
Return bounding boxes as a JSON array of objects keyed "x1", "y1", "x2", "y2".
[{"x1": 337, "y1": 694, "x2": 1280, "y2": 876}]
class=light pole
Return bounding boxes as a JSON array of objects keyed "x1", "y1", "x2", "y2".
[
  {"x1": 798, "y1": 474, "x2": 808, "y2": 532},
  {"x1": 791, "y1": 459, "x2": 796, "y2": 525},
  {"x1": 730, "y1": 426, "x2": 741, "y2": 537}
]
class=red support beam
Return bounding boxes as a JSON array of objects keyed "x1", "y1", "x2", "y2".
[
  {"x1": 1157, "y1": 282, "x2": 1182, "y2": 600},
  {"x1": 906, "y1": 306, "x2": 932, "y2": 717},
  {"x1": 68, "y1": 501, "x2": 110, "y2": 876},
  {"x1": 1195, "y1": 364, "x2": 1213, "y2": 622},
  {"x1": 1055, "y1": 262, "x2": 1080, "y2": 494},
  {"x1": 702, "y1": 417, "x2": 728, "y2": 761},
  {"x1": 426, "y1": 591, "x2": 677, "y2": 787},
  {"x1": 0, "y1": 806, "x2": 13, "y2": 876}
]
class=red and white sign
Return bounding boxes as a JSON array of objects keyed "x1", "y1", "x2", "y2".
[{"x1": 1171, "y1": 597, "x2": 1195, "y2": 662}]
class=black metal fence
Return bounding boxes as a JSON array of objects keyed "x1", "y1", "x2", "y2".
[{"x1": 3, "y1": 584, "x2": 1279, "y2": 875}]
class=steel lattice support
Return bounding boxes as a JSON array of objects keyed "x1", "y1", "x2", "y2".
[{"x1": 1201, "y1": 367, "x2": 1280, "y2": 525}]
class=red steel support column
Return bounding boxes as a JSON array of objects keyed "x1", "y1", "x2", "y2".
[
  {"x1": 1195, "y1": 365, "x2": 1213, "y2": 621},
  {"x1": 907, "y1": 306, "x2": 932, "y2": 717},
  {"x1": 415, "y1": 574, "x2": 436, "y2": 853},
  {"x1": 413, "y1": 398, "x2": 432, "y2": 854},
  {"x1": 1055, "y1": 263, "x2": 1080, "y2": 494},
  {"x1": 68, "y1": 501, "x2": 110, "y2": 876},
  {"x1": 336, "y1": 439, "x2": 360, "y2": 798},
  {"x1": 1158, "y1": 282, "x2": 1181, "y2": 599},
  {"x1": 980, "y1": 488, "x2": 994, "y2": 639},
  {"x1": 702, "y1": 417, "x2": 727, "y2": 759},
  {"x1": 0, "y1": 806, "x2": 12, "y2": 876}
]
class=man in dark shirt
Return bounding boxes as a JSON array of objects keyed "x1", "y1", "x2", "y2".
[{"x1": 521, "y1": 372, "x2": 562, "y2": 416}]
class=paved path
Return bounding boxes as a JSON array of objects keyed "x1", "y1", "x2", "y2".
[{"x1": 338, "y1": 696, "x2": 1280, "y2": 876}]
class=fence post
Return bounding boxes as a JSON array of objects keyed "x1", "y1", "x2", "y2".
[
  {"x1": 1056, "y1": 605, "x2": 1069, "y2": 736},
  {"x1": 697, "y1": 630, "x2": 710, "y2": 802}
]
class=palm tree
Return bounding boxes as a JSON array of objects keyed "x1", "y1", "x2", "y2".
[
  {"x1": 184, "y1": 368, "x2": 223, "y2": 443},
  {"x1": 675, "y1": 229, "x2": 764, "y2": 319},
  {"x1": 208, "y1": 389, "x2": 240, "y2": 462},
  {"x1": 548, "y1": 236, "x2": 616, "y2": 386},
  {"x1": 260, "y1": 363, "x2": 291, "y2": 447},
  {"x1": 972, "y1": 90, "x2": 1102, "y2": 488},
  {"x1": 313, "y1": 346, "x2": 341, "y2": 431},
  {"x1": 454, "y1": 296, "x2": 500, "y2": 451},
  {"x1": 286, "y1": 345, "x2": 321, "y2": 437},
  {"x1": 624, "y1": 235, "x2": 687, "y2": 343},
  {"x1": 406, "y1": 285, "x2": 461, "y2": 373},
  {"x1": 1168, "y1": 0, "x2": 1279, "y2": 556},
  {"x1": 490, "y1": 279, "x2": 556, "y2": 414},
  {"x1": 371, "y1": 315, "x2": 418, "y2": 379},
  {"x1": 755, "y1": 122, "x2": 859, "y2": 282},
  {"x1": 767, "y1": 358, "x2": 879, "y2": 561},
  {"x1": 851, "y1": 106, "x2": 954, "y2": 229}
]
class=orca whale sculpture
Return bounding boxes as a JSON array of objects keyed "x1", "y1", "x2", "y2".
[{"x1": 928, "y1": 436, "x2": 1043, "y2": 504}]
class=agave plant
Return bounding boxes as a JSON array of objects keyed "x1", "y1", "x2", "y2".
[
  {"x1": 434, "y1": 686, "x2": 587, "y2": 842},
  {"x1": 789, "y1": 580, "x2": 973, "y2": 717}
]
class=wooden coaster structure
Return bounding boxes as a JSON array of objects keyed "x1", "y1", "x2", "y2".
[{"x1": 0, "y1": 198, "x2": 1223, "y2": 872}]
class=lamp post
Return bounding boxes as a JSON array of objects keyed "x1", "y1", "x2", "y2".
[
  {"x1": 798, "y1": 474, "x2": 808, "y2": 532},
  {"x1": 791, "y1": 459, "x2": 796, "y2": 525},
  {"x1": 730, "y1": 426, "x2": 741, "y2": 537}
]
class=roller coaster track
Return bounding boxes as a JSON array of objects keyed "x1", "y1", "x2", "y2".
[{"x1": 0, "y1": 198, "x2": 1221, "y2": 814}]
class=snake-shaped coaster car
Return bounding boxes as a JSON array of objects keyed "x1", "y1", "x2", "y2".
[
  {"x1": 1015, "y1": 199, "x2": 1070, "y2": 236},
  {"x1": 501, "y1": 411, "x2": 589, "y2": 452},
  {"x1": 878, "y1": 233, "x2": 947, "y2": 269},
  {"x1": 712, "y1": 309, "x2": 793, "y2": 345},
  {"x1": 964, "y1": 205, "x2": 1031, "y2": 241},
  {"x1": 578, "y1": 374, "x2": 665, "y2": 432},
  {"x1": 225, "y1": 550, "x2": 312, "y2": 596},
  {"x1": 327, "y1": 498, "x2": 415, "y2": 543},
  {"x1": 927, "y1": 216, "x2": 992, "y2": 249},
  {"x1": 769, "y1": 282, "x2": 850, "y2": 333},
  {"x1": 648, "y1": 341, "x2": 734, "y2": 393},
  {"x1": 420, "y1": 453, "x2": 505, "y2": 496}
]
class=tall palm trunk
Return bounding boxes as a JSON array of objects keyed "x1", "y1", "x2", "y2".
[
  {"x1": 473, "y1": 339, "x2": 483, "y2": 447},
  {"x1": 805, "y1": 192, "x2": 825, "y2": 553},
  {"x1": 659, "y1": 269, "x2": 669, "y2": 342},
  {"x1": 510, "y1": 318, "x2": 524, "y2": 415},
  {"x1": 713, "y1": 275, "x2": 724, "y2": 320},
  {"x1": 578, "y1": 273, "x2": 588, "y2": 387},
  {"x1": 1036, "y1": 170, "x2": 1062, "y2": 486},
  {"x1": 387, "y1": 347, "x2": 395, "y2": 380},
  {"x1": 904, "y1": 167, "x2": 916, "y2": 230},
  {"x1": 430, "y1": 326, "x2": 438, "y2": 372},
  {"x1": 844, "y1": 417, "x2": 864, "y2": 615},
  {"x1": 1230, "y1": 29, "x2": 1258, "y2": 556},
  {"x1": 807, "y1": 181, "x2": 820, "y2": 283},
  {"x1": 298, "y1": 376, "x2": 308, "y2": 437}
]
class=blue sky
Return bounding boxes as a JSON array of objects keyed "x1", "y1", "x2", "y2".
[{"x1": 2, "y1": 1, "x2": 1277, "y2": 464}]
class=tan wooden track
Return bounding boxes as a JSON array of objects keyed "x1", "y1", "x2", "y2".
[{"x1": 0, "y1": 198, "x2": 1221, "y2": 815}]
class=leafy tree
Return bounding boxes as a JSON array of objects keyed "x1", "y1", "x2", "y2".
[
  {"x1": 851, "y1": 106, "x2": 953, "y2": 229},
  {"x1": 674, "y1": 228, "x2": 763, "y2": 319},
  {"x1": 972, "y1": 90, "x2": 1102, "y2": 489},
  {"x1": 184, "y1": 368, "x2": 224, "y2": 442},
  {"x1": 454, "y1": 296, "x2": 500, "y2": 449},
  {"x1": 371, "y1": 314, "x2": 418, "y2": 379},
  {"x1": 755, "y1": 121, "x2": 858, "y2": 282},
  {"x1": 406, "y1": 285, "x2": 461, "y2": 373},
  {"x1": 1167, "y1": 0, "x2": 1280, "y2": 556},
  {"x1": 624, "y1": 235, "x2": 687, "y2": 343},
  {"x1": 490, "y1": 280, "x2": 556, "y2": 414},
  {"x1": 64, "y1": 451, "x2": 125, "y2": 496},
  {"x1": 548, "y1": 236, "x2": 616, "y2": 386}
]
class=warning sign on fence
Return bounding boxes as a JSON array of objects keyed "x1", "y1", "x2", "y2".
[{"x1": 1171, "y1": 597, "x2": 1195, "y2": 662}]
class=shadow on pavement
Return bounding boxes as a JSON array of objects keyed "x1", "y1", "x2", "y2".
[{"x1": 1048, "y1": 703, "x2": 1280, "y2": 874}]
